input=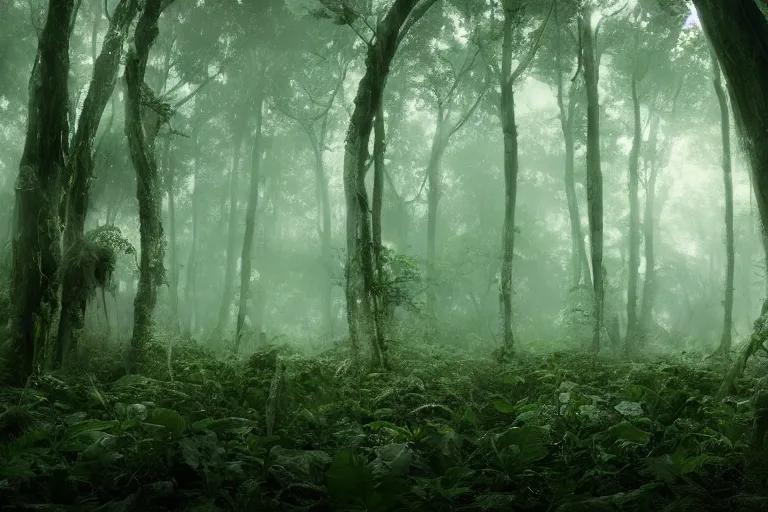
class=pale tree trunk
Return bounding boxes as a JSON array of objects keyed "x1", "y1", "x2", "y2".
[
  {"x1": 554, "y1": 8, "x2": 590, "y2": 288},
  {"x1": 582, "y1": 5, "x2": 604, "y2": 353},
  {"x1": 185, "y1": 130, "x2": 201, "y2": 336},
  {"x1": 124, "y1": 0, "x2": 175, "y2": 373},
  {"x1": 236, "y1": 95, "x2": 265, "y2": 349},
  {"x1": 55, "y1": 0, "x2": 140, "y2": 366},
  {"x1": 216, "y1": 121, "x2": 246, "y2": 335},
  {"x1": 7, "y1": 0, "x2": 76, "y2": 385},
  {"x1": 495, "y1": 1, "x2": 554, "y2": 355},
  {"x1": 343, "y1": 0, "x2": 433, "y2": 366},
  {"x1": 163, "y1": 137, "x2": 180, "y2": 333},
  {"x1": 710, "y1": 51, "x2": 734, "y2": 358},
  {"x1": 499, "y1": 12, "x2": 519, "y2": 353},
  {"x1": 373, "y1": 103, "x2": 386, "y2": 307},
  {"x1": 426, "y1": 112, "x2": 447, "y2": 319},
  {"x1": 626, "y1": 71, "x2": 642, "y2": 351},
  {"x1": 639, "y1": 114, "x2": 660, "y2": 336}
]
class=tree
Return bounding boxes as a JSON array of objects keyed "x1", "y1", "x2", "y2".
[
  {"x1": 123, "y1": 0, "x2": 176, "y2": 372},
  {"x1": 56, "y1": 0, "x2": 141, "y2": 365},
  {"x1": 334, "y1": 0, "x2": 439, "y2": 366},
  {"x1": 5, "y1": 0, "x2": 77, "y2": 385},
  {"x1": 581, "y1": 2, "x2": 603, "y2": 353}
]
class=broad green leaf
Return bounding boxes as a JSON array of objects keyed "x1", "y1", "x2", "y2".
[
  {"x1": 326, "y1": 448, "x2": 373, "y2": 506},
  {"x1": 493, "y1": 399, "x2": 516, "y2": 414},
  {"x1": 604, "y1": 421, "x2": 651, "y2": 445},
  {"x1": 147, "y1": 408, "x2": 185, "y2": 440}
]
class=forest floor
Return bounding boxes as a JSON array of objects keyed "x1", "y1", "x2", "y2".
[{"x1": 1, "y1": 338, "x2": 768, "y2": 511}]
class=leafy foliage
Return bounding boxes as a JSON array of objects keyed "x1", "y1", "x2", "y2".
[{"x1": 0, "y1": 340, "x2": 766, "y2": 511}]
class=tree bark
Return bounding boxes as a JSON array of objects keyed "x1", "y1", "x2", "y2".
[
  {"x1": 236, "y1": 95, "x2": 265, "y2": 349},
  {"x1": 626, "y1": 71, "x2": 642, "y2": 351},
  {"x1": 426, "y1": 111, "x2": 447, "y2": 319},
  {"x1": 215, "y1": 120, "x2": 246, "y2": 335},
  {"x1": 710, "y1": 50, "x2": 734, "y2": 358},
  {"x1": 163, "y1": 137, "x2": 180, "y2": 333},
  {"x1": 124, "y1": 0, "x2": 174, "y2": 373},
  {"x1": 185, "y1": 129, "x2": 202, "y2": 336},
  {"x1": 639, "y1": 114, "x2": 660, "y2": 336},
  {"x1": 582, "y1": 6, "x2": 604, "y2": 353},
  {"x1": 342, "y1": 0, "x2": 429, "y2": 366},
  {"x1": 6, "y1": 0, "x2": 76, "y2": 385},
  {"x1": 554, "y1": 10, "x2": 590, "y2": 289},
  {"x1": 499, "y1": 11, "x2": 519, "y2": 353}
]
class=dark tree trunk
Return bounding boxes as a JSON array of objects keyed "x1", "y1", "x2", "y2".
[
  {"x1": 710, "y1": 51, "x2": 735, "y2": 358},
  {"x1": 216, "y1": 122, "x2": 246, "y2": 335},
  {"x1": 236, "y1": 95, "x2": 265, "y2": 349},
  {"x1": 124, "y1": 0, "x2": 174, "y2": 373},
  {"x1": 693, "y1": 0, "x2": 768, "y2": 393},
  {"x1": 7, "y1": 0, "x2": 76, "y2": 385},
  {"x1": 626, "y1": 72, "x2": 642, "y2": 351},
  {"x1": 343, "y1": 0, "x2": 429, "y2": 366},
  {"x1": 582, "y1": 5, "x2": 604, "y2": 353}
]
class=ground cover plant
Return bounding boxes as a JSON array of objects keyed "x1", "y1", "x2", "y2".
[{"x1": 2, "y1": 339, "x2": 768, "y2": 511}]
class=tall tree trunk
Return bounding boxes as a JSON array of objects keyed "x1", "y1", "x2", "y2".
[
  {"x1": 693, "y1": 0, "x2": 768, "y2": 394},
  {"x1": 554, "y1": 10, "x2": 590, "y2": 289},
  {"x1": 710, "y1": 51, "x2": 735, "y2": 358},
  {"x1": 216, "y1": 121, "x2": 246, "y2": 335},
  {"x1": 236, "y1": 96, "x2": 265, "y2": 349},
  {"x1": 582, "y1": 6, "x2": 604, "y2": 353},
  {"x1": 626, "y1": 72, "x2": 642, "y2": 351},
  {"x1": 6, "y1": 0, "x2": 76, "y2": 385},
  {"x1": 425, "y1": 113, "x2": 447, "y2": 320},
  {"x1": 313, "y1": 135, "x2": 333, "y2": 340},
  {"x1": 639, "y1": 114, "x2": 660, "y2": 336},
  {"x1": 499, "y1": 12, "x2": 519, "y2": 353},
  {"x1": 185, "y1": 129, "x2": 202, "y2": 335},
  {"x1": 163, "y1": 137, "x2": 180, "y2": 333},
  {"x1": 55, "y1": 0, "x2": 140, "y2": 366},
  {"x1": 372, "y1": 101, "x2": 387, "y2": 338},
  {"x1": 124, "y1": 0, "x2": 174, "y2": 373},
  {"x1": 343, "y1": 0, "x2": 430, "y2": 365}
]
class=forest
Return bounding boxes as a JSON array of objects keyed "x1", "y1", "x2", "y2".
[{"x1": 1, "y1": 0, "x2": 768, "y2": 509}]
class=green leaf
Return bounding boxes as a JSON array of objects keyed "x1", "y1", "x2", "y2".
[
  {"x1": 493, "y1": 399, "x2": 516, "y2": 414},
  {"x1": 191, "y1": 417, "x2": 256, "y2": 435},
  {"x1": 147, "y1": 408, "x2": 185, "y2": 440},
  {"x1": 326, "y1": 448, "x2": 373, "y2": 507},
  {"x1": 372, "y1": 443, "x2": 411, "y2": 477},
  {"x1": 604, "y1": 421, "x2": 651, "y2": 445},
  {"x1": 494, "y1": 426, "x2": 549, "y2": 473}
]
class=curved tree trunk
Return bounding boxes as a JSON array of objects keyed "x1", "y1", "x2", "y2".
[
  {"x1": 236, "y1": 95, "x2": 265, "y2": 349},
  {"x1": 343, "y1": 0, "x2": 431, "y2": 366},
  {"x1": 124, "y1": 0, "x2": 175, "y2": 373},
  {"x1": 554, "y1": 10, "x2": 590, "y2": 289},
  {"x1": 7, "y1": 0, "x2": 76, "y2": 385},
  {"x1": 373, "y1": 102, "x2": 386, "y2": 323},
  {"x1": 56, "y1": 0, "x2": 139, "y2": 366},
  {"x1": 710, "y1": 50, "x2": 734, "y2": 358},
  {"x1": 582, "y1": 6, "x2": 604, "y2": 354}
]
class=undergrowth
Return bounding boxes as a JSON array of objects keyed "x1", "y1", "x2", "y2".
[{"x1": 1, "y1": 339, "x2": 767, "y2": 511}]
